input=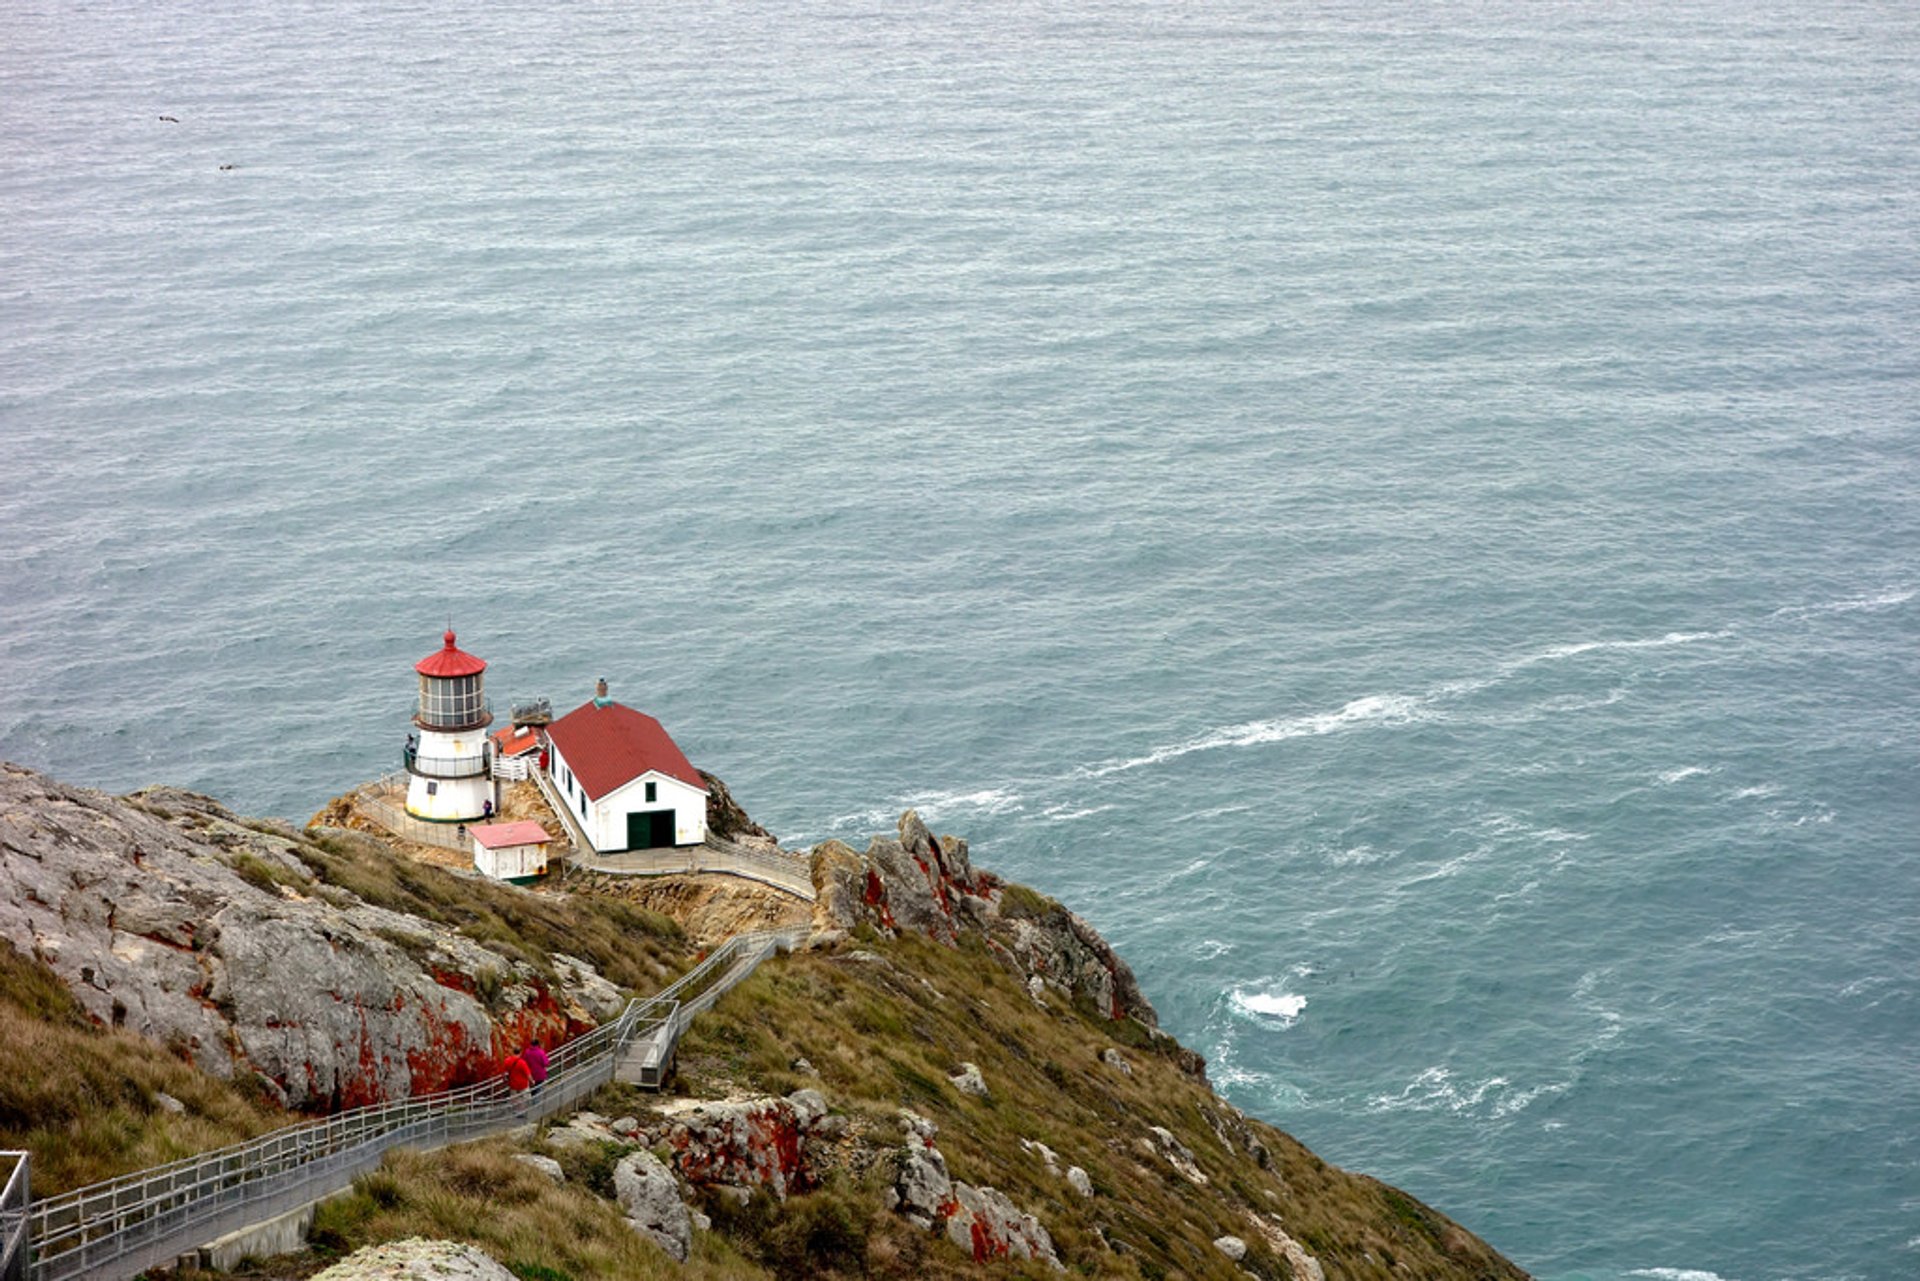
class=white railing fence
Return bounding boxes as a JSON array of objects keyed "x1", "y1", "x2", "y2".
[
  {"x1": 352, "y1": 774, "x2": 471, "y2": 854},
  {"x1": 2, "y1": 1154, "x2": 28, "y2": 1281},
  {"x1": 23, "y1": 927, "x2": 805, "y2": 1281}
]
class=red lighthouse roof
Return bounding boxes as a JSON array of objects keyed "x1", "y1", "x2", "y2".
[{"x1": 415, "y1": 629, "x2": 487, "y2": 678}]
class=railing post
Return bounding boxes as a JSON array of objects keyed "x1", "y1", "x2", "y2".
[{"x1": 1, "y1": 1151, "x2": 29, "y2": 1281}]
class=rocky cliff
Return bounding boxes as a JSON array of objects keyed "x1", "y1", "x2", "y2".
[
  {"x1": 0, "y1": 762, "x2": 1529, "y2": 1280},
  {"x1": 0, "y1": 764, "x2": 655, "y2": 1111}
]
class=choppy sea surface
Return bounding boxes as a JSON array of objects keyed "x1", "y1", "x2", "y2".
[{"x1": 3, "y1": 3, "x2": 1917, "y2": 1277}]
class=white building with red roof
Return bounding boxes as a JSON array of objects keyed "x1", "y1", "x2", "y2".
[
  {"x1": 543, "y1": 680, "x2": 708, "y2": 852},
  {"x1": 468, "y1": 820, "x2": 553, "y2": 884}
]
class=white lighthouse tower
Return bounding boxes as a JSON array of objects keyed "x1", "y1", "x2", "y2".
[{"x1": 404, "y1": 629, "x2": 495, "y2": 823}]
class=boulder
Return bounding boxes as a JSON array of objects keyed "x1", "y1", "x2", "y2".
[
  {"x1": 894, "y1": 1143, "x2": 953, "y2": 1231},
  {"x1": 550, "y1": 953, "x2": 625, "y2": 1022},
  {"x1": 311, "y1": 1238, "x2": 515, "y2": 1280},
  {"x1": 1147, "y1": 1125, "x2": 1209, "y2": 1186},
  {"x1": 512, "y1": 1154, "x2": 564, "y2": 1184},
  {"x1": 1214, "y1": 1235, "x2": 1248, "y2": 1261},
  {"x1": 942, "y1": 1180, "x2": 1061, "y2": 1268},
  {"x1": 1247, "y1": 1214, "x2": 1327, "y2": 1281},
  {"x1": 613, "y1": 1150, "x2": 691, "y2": 1263},
  {"x1": 950, "y1": 1061, "x2": 989, "y2": 1098},
  {"x1": 891, "y1": 1132, "x2": 1062, "y2": 1270},
  {"x1": 809, "y1": 840, "x2": 869, "y2": 934},
  {"x1": 665, "y1": 1089, "x2": 832, "y2": 1199},
  {"x1": 1066, "y1": 1166, "x2": 1093, "y2": 1198}
]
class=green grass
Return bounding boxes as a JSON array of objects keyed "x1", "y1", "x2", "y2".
[{"x1": 672, "y1": 926, "x2": 1530, "y2": 1281}]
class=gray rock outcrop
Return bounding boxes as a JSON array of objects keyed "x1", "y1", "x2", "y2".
[
  {"x1": 0, "y1": 765, "x2": 587, "y2": 1108},
  {"x1": 613, "y1": 1150, "x2": 692, "y2": 1262},
  {"x1": 808, "y1": 809, "x2": 1160, "y2": 1030},
  {"x1": 311, "y1": 1238, "x2": 516, "y2": 1280},
  {"x1": 664, "y1": 1089, "x2": 833, "y2": 1200},
  {"x1": 891, "y1": 1113, "x2": 1063, "y2": 1270}
]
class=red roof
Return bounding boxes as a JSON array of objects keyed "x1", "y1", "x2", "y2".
[
  {"x1": 415, "y1": 629, "x2": 487, "y2": 678},
  {"x1": 490, "y1": 724, "x2": 540, "y2": 757},
  {"x1": 545, "y1": 700, "x2": 705, "y2": 801},
  {"x1": 469, "y1": 820, "x2": 552, "y2": 849}
]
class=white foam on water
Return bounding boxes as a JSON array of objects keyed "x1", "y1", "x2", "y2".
[
  {"x1": 1478, "y1": 813, "x2": 1592, "y2": 843},
  {"x1": 1772, "y1": 587, "x2": 1914, "y2": 619},
  {"x1": 1511, "y1": 630, "x2": 1733, "y2": 669},
  {"x1": 1657, "y1": 765, "x2": 1714, "y2": 785},
  {"x1": 1036, "y1": 802, "x2": 1114, "y2": 823},
  {"x1": 1367, "y1": 1066, "x2": 1560, "y2": 1118},
  {"x1": 1326, "y1": 842, "x2": 1389, "y2": 867},
  {"x1": 1081, "y1": 626, "x2": 1734, "y2": 783},
  {"x1": 1399, "y1": 842, "x2": 1496, "y2": 887},
  {"x1": 1080, "y1": 692, "x2": 1431, "y2": 778},
  {"x1": 812, "y1": 786, "x2": 1026, "y2": 839},
  {"x1": 1729, "y1": 783, "x2": 1779, "y2": 799},
  {"x1": 1191, "y1": 938, "x2": 1232, "y2": 960},
  {"x1": 907, "y1": 787, "x2": 1026, "y2": 819},
  {"x1": 1628, "y1": 1269, "x2": 1739, "y2": 1281},
  {"x1": 1228, "y1": 986, "x2": 1308, "y2": 1026}
]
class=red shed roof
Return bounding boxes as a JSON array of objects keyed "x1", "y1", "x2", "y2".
[
  {"x1": 490, "y1": 724, "x2": 541, "y2": 758},
  {"x1": 545, "y1": 700, "x2": 705, "y2": 801},
  {"x1": 416, "y1": 629, "x2": 487, "y2": 678},
  {"x1": 468, "y1": 820, "x2": 552, "y2": 849}
]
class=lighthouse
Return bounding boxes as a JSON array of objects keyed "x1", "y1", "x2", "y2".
[{"x1": 404, "y1": 629, "x2": 495, "y2": 823}]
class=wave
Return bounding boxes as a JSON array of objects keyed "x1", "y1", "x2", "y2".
[
  {"x1": 1657, "y1": 765, "x2": 1714, "y2": 785},
  {"x1": 812, "y1": 786, "x2": 1027, "y2": 838},
  {"x1": 1077, "y1": 625, "x2": 1734, "y2": 782},
  {"x1": 1509, "y1": 630, "x2": 1732, "y2": 669},
  {"x1": 1627, "y1": 1269, "x2": 1739, "y2": 1281},
  {"x1": 1366, "y1": 1066, "x2": 1563, "y2": 1119},
  {"x1": 1080, "y1": 693, "x2": 1431, "y2": 778},
  {"x1": 1228, "y1": 986, "x2": 1308, "y2": 1026},
  {"x1": 1036, "y1": 802, "x2": 1114, "y2": 823},
  {"x1": 1772, "y1": 587, "x2": 1913, "y2": 620}
]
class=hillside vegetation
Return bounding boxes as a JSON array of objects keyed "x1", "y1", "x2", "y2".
[{"x1": 0, "y1": 767, "x2": 1527, "y2": 1279}]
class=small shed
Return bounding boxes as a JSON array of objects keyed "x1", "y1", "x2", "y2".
[{"x1": 469, "y1": 820, "x2": 553, "y2": 884}]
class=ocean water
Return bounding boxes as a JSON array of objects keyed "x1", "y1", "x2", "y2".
[{"x1": 2, "y1": 2, "x2": 1916, "y2": 1277}]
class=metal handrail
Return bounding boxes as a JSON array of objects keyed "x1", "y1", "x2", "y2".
[
  {"x1": 694, "y1": 838, "x2": 814, "y2": 899},
  {"x1": 403, "y1": 750, "x2": 490, "y2": 779},
  {"x1": 25, "y1": 926, "x2": 806, "y2": 1281},
  {"x1": 3, "y1": 1154, "x2": 28, "y2": 1281}
]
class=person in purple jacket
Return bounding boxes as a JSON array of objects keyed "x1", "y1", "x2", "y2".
[{"x1": 524, "y1": 1038, "x2": 550, "y2": 1100}]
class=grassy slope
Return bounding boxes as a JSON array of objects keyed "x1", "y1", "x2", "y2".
[
  {"x1": 662, "y1": 926, "x2": 1527, "y2": 1281},
  {"x1": 3, "y1": 786, "x2": 1525, "y2": 1280}
]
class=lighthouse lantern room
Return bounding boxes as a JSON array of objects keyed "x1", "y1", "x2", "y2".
[{"x1": 404, "y1": 629, "x2": 496, "y2": 823}]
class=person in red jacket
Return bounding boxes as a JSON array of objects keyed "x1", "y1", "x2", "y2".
[
  {"x1": 524, "y1": 1039, "x2": 550, "y2": 1099},
  {"x1": 504, "y1": 1050, "x2": 532, "y2": 1107}
]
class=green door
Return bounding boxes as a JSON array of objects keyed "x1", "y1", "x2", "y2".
[{"x1": 626, "y1": 810, "x2": 677, "y2": 850}]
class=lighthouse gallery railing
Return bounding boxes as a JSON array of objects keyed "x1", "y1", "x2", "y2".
[{"x1": 23, "y1": 927, "x2": 805, "y2": 1281}]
